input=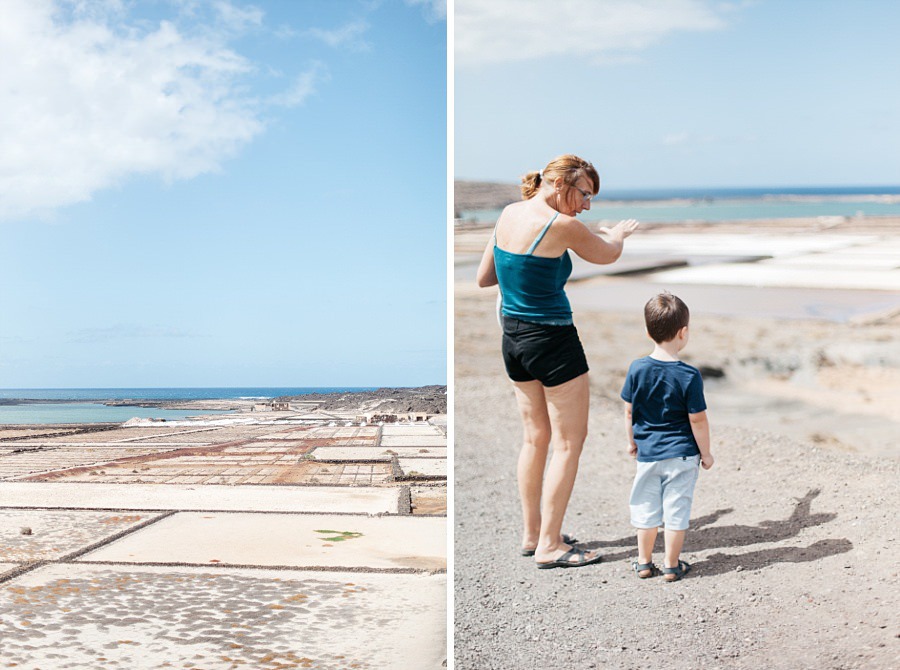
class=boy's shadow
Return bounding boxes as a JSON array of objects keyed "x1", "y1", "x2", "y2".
[
  {"x1": 690, "y1": 538, "x2": 852, "y2": 577},
  {"x1": 580, "y1": 488, "x2": 852, "y2": 576}
]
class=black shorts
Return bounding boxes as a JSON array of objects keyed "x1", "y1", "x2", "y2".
[{"x1": 501, "y1": 317, "x2": 589, "y2": 387}]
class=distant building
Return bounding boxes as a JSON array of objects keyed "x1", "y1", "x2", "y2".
[{"x1": 253, "y1": 401, "x2": 291, "y2": 411}]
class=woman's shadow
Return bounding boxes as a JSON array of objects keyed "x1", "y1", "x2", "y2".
[{"x1": 580, "y1": 488, "x2": 852, "y2": 576}]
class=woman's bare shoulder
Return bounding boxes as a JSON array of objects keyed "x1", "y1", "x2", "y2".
[
  {"x1": 501, "y1": 200, "x2": 528, "y2": 216},
  {"x1": 553, "y1": 214, "x2": 591, "y2": 237},
  {"x1": 497, "y1": 200, "x2": 535, "y2": 225}
]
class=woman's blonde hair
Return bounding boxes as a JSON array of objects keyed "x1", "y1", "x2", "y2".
[{"x1": 520, "y1": 154, "x2": 600, "y2": 200}]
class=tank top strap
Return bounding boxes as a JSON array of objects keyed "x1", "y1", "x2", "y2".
[{"x1": 525, "y1": 212, "x2": 560, "y2": 255}]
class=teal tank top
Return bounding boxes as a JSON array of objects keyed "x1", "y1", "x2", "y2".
[{"x1": 493, "y1": 212, "x2": 574, "y2": 325}]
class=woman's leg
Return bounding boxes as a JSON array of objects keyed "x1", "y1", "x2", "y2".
[
  {"x1": 533, "y1": 372, "x2": 598, "y2": 563},
  {"x1": 511, "y1": 380, "x2": 552, "y2": 551}
]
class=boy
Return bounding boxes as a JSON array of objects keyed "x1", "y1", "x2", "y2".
[{"x1": 621, "y1": 292, "x2": 714, "y2": 581}]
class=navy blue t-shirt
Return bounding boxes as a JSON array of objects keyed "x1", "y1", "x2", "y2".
[{"x1": 620, "y1": 357, "x2": 707, "y2": 462}]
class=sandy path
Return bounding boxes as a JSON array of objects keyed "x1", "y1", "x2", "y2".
[{"x1": 454, "y1": 288, "x2": 899, "y2": 670}]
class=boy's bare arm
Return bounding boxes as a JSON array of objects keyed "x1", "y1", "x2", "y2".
[
  {"x1": 624, "y1": 402, "x2": 637, "y2": 457},
  {"x1": 689, "y1": 410, "x2": 714, "y2": 470}
]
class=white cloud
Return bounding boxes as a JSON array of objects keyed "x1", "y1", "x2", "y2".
[
  {"x1": 268, "y1": 63, "x2": 328, "y2": 108},
  {"x1": 211, "y1": 0, "x2": 263, "y2": 33},
  {"x1": 663, "y1": 132, "x2": 690, "y2": 146},
  {"x1": 69, "y1": 324, "x2": 197, "y2": 342},
  {"x1": 405, "y1": 0, "x2": 447, "y2": 22},
  {"x1": 0, "y1": 0, "x2": 313, "y2": 222},
  {"x1": 274, "y1": 23, "x2": 298, "y2": 40},
  {"x1": 456, "y1": 0, "x2": 732, "y2": 66},
  {"x1": 305, "y1": 20, "x2": 370, "y2": 50}
]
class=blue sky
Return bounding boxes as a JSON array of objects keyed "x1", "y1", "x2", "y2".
[
  {"x1": 455, "y1": 0, "x2": 900, "y2": 189},
  {"x1": 0, "y1": 0, "x2": 446, "y2": 388}
]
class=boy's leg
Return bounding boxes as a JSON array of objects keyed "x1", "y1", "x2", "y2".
[
  {"x1": 660, "y1": 456, "x2": 700, "y2": 577},
  {"x1": 636, "y1": 527, "x2": 658, "y2": 576},
  {"x1": 630, "y1": 460, "x2": 664, "y2": 576},
  {"x1": 663, "y1": 529, "x2": 686, "y2": 569}
]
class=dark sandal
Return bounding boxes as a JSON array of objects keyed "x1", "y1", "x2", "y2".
[
  {"x1": 521, "y1": 533, "x2": 578, "y2": 557},
  {"x1": 536, "y1": 547, "x2": 602, "y2": 570},
  {"x1": 662, "y1": 560, "x2": 692, "y2": 582},
  {"x1": 631, "y1": 560, "x2": 659, "y2": 578}
]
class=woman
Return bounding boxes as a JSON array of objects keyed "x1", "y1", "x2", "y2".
[{"x1": 476, "y1": 154, "x2": 639, "y2": 569}]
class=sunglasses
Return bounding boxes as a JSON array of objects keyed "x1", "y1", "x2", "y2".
[{"x1": 574, "y1": 186, "x2": 593, "y2": 204}]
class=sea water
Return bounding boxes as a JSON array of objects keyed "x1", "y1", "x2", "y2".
[
  {"x1": 0, "y1": 387, "x2": 375, "y2": 424},
  {"x1": 457, "y1": 185, "x2": 900, "y2": 223}
]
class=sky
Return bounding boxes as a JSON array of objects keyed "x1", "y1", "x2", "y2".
[
  {"x1": 0, "y1": 0, "x2": 447, "y2": 388},
  {"x1": 455, "y1": 0, "x2": 900, "y2": 189}
]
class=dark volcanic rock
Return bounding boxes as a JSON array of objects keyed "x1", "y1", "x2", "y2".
[
  {"x1": 455, "y1": 180, "x2": 520, "y2": 214},
  {"x1": 277, "y1": 385, "x2": 446, "y2": 414}
]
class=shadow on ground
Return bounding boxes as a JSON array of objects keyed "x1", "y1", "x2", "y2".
[{"x1": 579, "y1": 488, "x2": 852, "y2": 576}]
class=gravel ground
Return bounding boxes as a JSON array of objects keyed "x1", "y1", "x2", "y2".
[{"x1": 454, "y1": 290, "x2": 899, "y2": 670}]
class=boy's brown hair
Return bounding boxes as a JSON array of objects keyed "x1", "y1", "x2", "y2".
[{"x1": 644, "y1": 292, "x2": 690, "y2": 343}]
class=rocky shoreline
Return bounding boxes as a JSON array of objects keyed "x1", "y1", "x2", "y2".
[
  {"x1": 1, "y1": 386, "x2": 447, "y2": 416},
  {"x1": 276, "y1": 385, "x2": 447, "y2": 414}
]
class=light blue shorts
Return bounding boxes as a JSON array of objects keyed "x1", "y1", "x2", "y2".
[{"x1": 629, "y1": 455, "x2": 701, "y2": 531}]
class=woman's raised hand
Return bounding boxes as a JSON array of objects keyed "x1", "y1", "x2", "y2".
[{"x1": 598, "y1": 219, "x2": 640, "y2": 242}]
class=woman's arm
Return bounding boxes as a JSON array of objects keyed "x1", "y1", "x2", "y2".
[
  {"x1": 568, "y1": 218, "x2": 639, "y2": 265},
  {"x1": 475, "y1": 236, "x2": 498, "y2": 287}
]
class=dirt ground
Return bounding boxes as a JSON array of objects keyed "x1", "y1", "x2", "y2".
[{"x1": 453, "y1": 287, "x2": 899, "y2": 670}]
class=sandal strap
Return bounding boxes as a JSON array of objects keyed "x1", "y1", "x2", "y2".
[
  {"x1": 557, "y1": 548, "x2": 584, "y2": 563},
  {"x1": 662, "y1": 560, "x2": 691, "y2": 575}
]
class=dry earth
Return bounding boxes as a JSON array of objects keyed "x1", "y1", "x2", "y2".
[{"x1": 454, "y1": 288, "x2": 899, "y2": 670}]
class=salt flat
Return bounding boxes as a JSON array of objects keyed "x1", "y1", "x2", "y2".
[
  {"x1": 381, "y1": 435, "x2": 447, "y2": 447},
  {"x1": 1, "y1": 564, "x2": 446, "y2": 670},
  {"x1": 79, "y1": 512, "x2": 446, "y2": 570},
  {"x1": 0, "y1": 510, "x2": 157, "y2": 561},
  {"x1": 312, "y1": 446, "x2": 447, "y2": 460},
  {"x1": 0, "y1": 482, "x2": 400, "y2": 513},
  {"x1": 0, "y1": 409, "x2": 447, "y2": 668},
  {"x1": 381, "y1": 425, "x2": 444, "y2": 436},
  {"x1": 398, "y1": 458, "x2": 447, "y2": 478}
]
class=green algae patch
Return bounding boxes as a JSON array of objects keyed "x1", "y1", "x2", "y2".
[{"x1": 314, "y1": 529, "x2": 363, "y2": 543}]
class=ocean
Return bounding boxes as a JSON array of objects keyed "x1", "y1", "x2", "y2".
[
  {"x1": 457, "y1": 185, "x2": 900, "y2": 223},
  {"x1": 0, "y1": 387, "x2": 376, "y2": 425}
]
